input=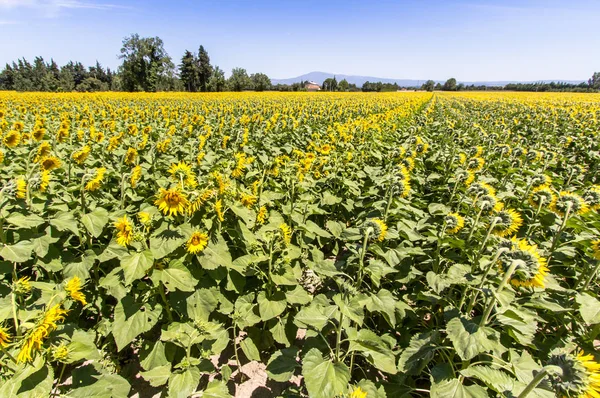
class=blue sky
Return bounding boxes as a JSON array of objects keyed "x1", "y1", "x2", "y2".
[{"x1": 0, "y1": 0, "x2": 599, "y2": 81}]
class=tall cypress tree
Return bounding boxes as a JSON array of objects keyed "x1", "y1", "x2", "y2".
[
  {"x1": 179, "y1": 50, "x2": 198, "y2": 92},
  {"x1": 197, "y1": 45, "x2": 213, "y2": 92}
]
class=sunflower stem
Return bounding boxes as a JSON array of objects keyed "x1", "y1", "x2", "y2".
[
  {"x1": 158, "y1": 283, "x2": 174, "y2": 323},
  {"x1": 547, "y1": 202, "x2": 572, "y2": 266},
  {"x1": 480, "y1": 259, "x2": 519, "y2": 326},
  {"x1": 475, "y1": 218, "x2": 498, "y2": 262},
  {"x1": 517, "y1": 367, "x2": 548, "y2": 398},
  {"x1": 580, "y1": 260, "x2": 600, "y2": 291},
  {"x1": 526, "y1": 199, "x2": 544, "y2": 238},
  {"x1": 467, "y1": 208, "x2": 484, "y2": 241},
  {"x1": 466, "y1": 248, "x2": 509, "y2": 315}
]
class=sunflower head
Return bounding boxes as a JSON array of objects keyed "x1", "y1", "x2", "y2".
[
  {"x1": 547, "y1": 350, "x2": 600, "y2": 398},
  {"x1": 467, "y1": 182, "x2": 496, "y2": 197},
  {"x1": 187, "y1": 231, "x2": 209, "y2": 254},
  {"x1": 498, "y1": 237, "x2": 548, "y2": 288},
  {"x1": 445, "y1": 213, "x2": 465, "y2": 234},
  {"x1": 530, "y1": 173, "x2": 551, "y2": 189},
  {"x1": 155, "y1": 187, "x2": 189, "y2": 217},
  {"x1": 350, "y1": 386, "x2": 368, "y2": 398},
  {"x1": 39, "y1": 156, "x2": 61, "y2": 171},
  {"x1": 51, "y1": 343, "x2": 70, "y2": 363},
  {"x1": 529, "y1": 186, "x2": 556, "y2": 208},
  {"x1": 12, "y1": 276, "x2": 32, "y2": 295},
  {"x1": 3, "y1": 130, "x2": 20, "y2": 147},
  {"x1": 455, "y1": 169, "x2": 475, "y2": 186},
  {"x1": 551, "y1": 191, "x2": 589, "y2": 216},
  {"x1": 583, "y1": 187, "x2": 600, "y2": 211},
  {"x1": 591, "y1": 239, "x2": 600, "y2": 260},
  {"x1": 279, "y1": 223, "x2": 292, "y2": 246},
  {"x1": 476, "y1": 194, "x2": 503, "y2": 213},
  {"x1": 364, "y1": 218, "x2": 387, "y2": 242},
  {"x1": 467, "y1": 157, "x2": 485, "y2": 172},
  {"x1": 492, "y1": 209, "x2": 523, "y2": 238},
  {"x1": 114, "y1": 216, "x2": 134, "y2": 247}
]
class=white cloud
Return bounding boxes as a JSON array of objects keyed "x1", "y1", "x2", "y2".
[{"x1": 0, "y1": 0, "x2": 127, "y2": 16}]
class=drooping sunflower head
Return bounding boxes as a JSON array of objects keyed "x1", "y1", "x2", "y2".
[
  {"x1": 445, "y1": 213, "x2": 465, "y2": 234},
  {"x1": 467, "y1": 181, "x2": 496, "y2": 197},
  {"x1": 39, "y1": 156, "x2": 61, "y2": 172},
  {"x1": 512, "y1": 147, "x2": 527, "y2": 158},
  {"x1": 591, "y1": 239, "x2": 600, "y2": 260},
  {"x1": 529, "y1": 186, "x2": 556, "y2": 208},
  {"x1": 492, "y1": 209, "x2": 523, "y2": 238},
  {"x1": 547, "y1": 350, "x2": 600, "y2": 398},
  {"x1": 455, "y1": 169, "x2": 475, "y2": 186},
  {"x1": 240, "y1": 193, "x2": 257, "y2": 208},
  {"x1": 583, "y1": 187, "x2": 600, "y2": 211},
  {"x1": 114, "y1": 216, "x2": 134, "y2": 247},
  {"x1": 15, "y1": 178, "x2": 27, "y2": 199},
  {"x1": 456, "y1": 153, "x2": 467, "y2": 165},
  {"x1": 279, "y1": 223, "x2": 292, "y2": 246},
  {"x1": 130, "y1": 165, "x2": 142, "y2": 188},
  {"x1": 364, "y1": 218, "x2": 387, "y2": 242},
  {"x1": 12, "y1": 276, "x2": 32, "y2": 295},
  {"x1": 138, "y1": 211, "x2": 152, "y2": 226},
  {"x1": 476, "y1": 194, "x2": 503, "y2": 213},
  {"x1": 551, "y1": 191, "x2": 589, "y2": 216},
  {"x1": 530, "y1": 173, "x2": 552, "y2": 189},
  {"x1": 257, "y1": 206, "x2": 268, "y2": 224},
  {"x1": 467, "y1": 145, "x2": 484, "y2": 158},
  {"x1": 168, "y1": 160, "x2": 194, "y2": 181},
  {"x1": 124, "y1": 147, "x2": 138, "y2": 165},
  {"x1": 498, "y1": 237, "x2": 548, "y2": 288},
  {"x1": 0, "y1": 326, "x2": 11, "y2": 348},
  {"x1": 155, "y1": 187, "x2": 189, "y2": 217},
  {"x1": 495, "y1": 144, "x2": 511, "y2": 156},
  {"x1": 467, "y1": 157, "x2": 485, "y2": 172},
  {"x1": 72, "y1": 145, "x2": 91, "y2": 165},
  {"x1": 187, "y1": 231, "x2": 209, "y2": 254},
  {"x1": 401, "y1": 157, "x2": 415, "y2": 172},
  {"x1": 65, "y1": 276, "x2": 87, "y2": 306}
]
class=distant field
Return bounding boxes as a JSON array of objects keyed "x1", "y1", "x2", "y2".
[{"x1": 1, "y1": 91, "x2": 600, "y2": 397}]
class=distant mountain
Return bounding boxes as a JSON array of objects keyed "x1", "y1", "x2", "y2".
[{"x1": 270, "y1": 71, "x2": 585, "y2": 87}]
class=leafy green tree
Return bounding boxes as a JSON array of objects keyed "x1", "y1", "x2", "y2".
[
  {"x1": 228, "y1": 67, "x2": 251, "y2": 91},
  {"x1": 589, "y1": 72, "x2": 600, "y2": 90},
  {"x1": 251, "y1": 73, "x2": 271, "y2": 91},
  {"x1": 118, "y1": 34, "x2": 174, "y2": 92},
  {"x1": 208, "y1": 66, "x2": 226, "y2": 92},
  {"x1": 0, "y1": 64, "x2": 15, "y2": 90},
  {"x1": 422, "y1": 80, "x2": 435, "y2": 92},
  {"x1": 76, "y1": 77, "x2": 109, "y2": 92},
  {"x1": 442, "y1": 78, "x2": 457, "y2": 91},
  {"x1": 338, "y1": 79, "x2": 349, "y2": 92},
  {"x1": 179, "y1": 50, "x2": 198, "y2": 92},
  {"x1": 197, "y1": 45, "x2": 213, "y2": 92}
]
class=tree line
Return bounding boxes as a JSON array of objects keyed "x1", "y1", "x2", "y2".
[
  {"x1": 0, "y1": 34, "x2": 598, "y2": 93},
  {"x1": 419, "y1": 75, "x2": 600, "y2": 92}
]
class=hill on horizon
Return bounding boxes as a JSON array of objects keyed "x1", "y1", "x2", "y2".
[{"x1": 270, "y1": 71, "x2": 585, "y2": 87}]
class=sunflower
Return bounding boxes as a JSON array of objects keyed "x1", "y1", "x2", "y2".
[
  {"x1": 445, "y1": 213, "x2": 465, "y2": 234},
  {"x1": 138, "y1": 211, "x2": 152, "y2": 226},
  {"x1": 155, "y1": 187, "x2": 189, "y2": 217},
  {"x1": 551, "y1": 191, "x2": 589, "y2": 216},
  {"x1": 456, "y1": 170, "x2": 475, "y2": 186},
  {"x1": 52, "y1": 343, "x2": 70, "y2": 362},
  {"x1": 492, "y1": 209, "x2": 523, "y2": 237},
  {"x1": 130, "y1": 165, "x2": 142, "y2": 188},
  {"x1": 467, "y1": 181, "x2": 496, "y2": 197},
  {"x1": 32, "y1": 127, "x2": 45, "y2": 141},
  {"x1": 467, "y1": 157, "x2": 485, "y2": 172},
  {"x1": 530, "y1": 173, "x2": 552, "y2": 189},
  {"x1": 72, "y1": 145, "x2": 91, "y2": 164},
  {"x1": 187, "y1": 231, "x2": 209, "y2": 254},
  {"x1": 114, "y1": 216, "x2": 134, "y2": 246},
  {"x1": 456, "y1": 153, "x2": 467, "y2": 165},
  {"x1": 401, "y1": 157, "x2": 415, "y2": 172},
  {"x1": 240, "y1": 193, "x2": 257, "y2": 208},
  {"x1": 39, "y1": 156, "x2": 61, "y2": 171},
  {"x1": 65, "y1": 276, "x2": 87, "y2": 305},
  {"x1": 18, "y1": 304, "x2": 68, "y2": 363},
  {"x1": 476, "y1": 194, "x2": 503, "y2": 213},
  {"x1": 215, "y1": 199, "x2": 225, "y2": 221},
  {"x1": 12, "y1": 276, "x2": 32, "y2": 295},
  {"x1": 583, "y1": 187, "x2": 600, "y2": 211},
  {"x1": 529, "y1": 186, "x2": 556, "y2": 208},
  {"x1": 592, "y1": 240, "x2": 600, "y2": 260},
  {"x1": 124, "y1": 147, "x2": 138, "y2": 165},
  {"x1": 364, "y1": 218, "x2": 387, "y2": 242},
  {"x1": 85, "y1": 167, "x2": 107, "y2": 191},
  {"x1": 3, "y1": 130, "x2": 20, "y2": 147},
  {"x1": 0, "y1": 327, "x2": 11, "y2": 348},
  {"x1": 547, "y1": 350, "x2": 600, "y2": 398},
  {"x1": 16, "y1": 178, "x2": 27, "y2": 199},
  {"x1": 168, "y1": 160, "x2": 194, "y2": 181},
  {"x1": 498, "y1": 237, "x2": 548, "y2": 288},
  {"x1": 279, "y1": 223, "x2": 292, "y2": 245},
  {"x1": 40, "y1": 170, "x2": 50, "y2": 192},
  {"x1": 350, "y1": 387, "x2": 368, "y2": 398},
  {"x1": 257, "y1": 206, "x2": 268, "y2": 224}
]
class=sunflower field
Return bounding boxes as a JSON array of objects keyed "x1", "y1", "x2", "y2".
[{"x1": 1, "y1": 91, "x2": 600, "y2": 398}]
